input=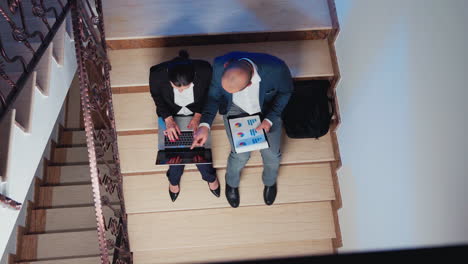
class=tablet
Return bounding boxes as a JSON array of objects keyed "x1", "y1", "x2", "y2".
[{"x1": 227, "y1": 115, "x2": 270, "y2": 153}]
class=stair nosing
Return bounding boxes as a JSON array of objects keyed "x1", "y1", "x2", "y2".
[
  {"x1": 105, "y1": 27, "x2": 334, "y2": 41},
  {"x1": 35, "y1": 202, "x2": 120, "y2": 210},
  {"x1": 122, "y1": 159, "x2": 336, "y2": 177}
]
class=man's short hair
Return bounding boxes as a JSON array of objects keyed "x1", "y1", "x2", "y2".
[
  {"x1": 221, "y1": 60, "x2": 253, "y2": 92},
  {"x1": 223, "y1": 59, "x2": 253, "y2": 80}
]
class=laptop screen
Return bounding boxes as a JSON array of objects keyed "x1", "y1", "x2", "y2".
[{"x1": 156, "y1": 148, "x2": 212, "y2": 165}]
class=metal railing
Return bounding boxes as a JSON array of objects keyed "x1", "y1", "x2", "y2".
[
  {"x1": 0, "y1": 192, "x2": 21, "y2": 209},
  {"x1": 0, "y1": 0, "x2": 69, "y2": 120},
  {"x1": 70, "y1": 0, "x2": 132, "y2": 263},
  {"x1": 0, "y1": 0, "x2": 69, "y2": 208},
  {"x1": 0, "y1": 0, "x2": 132, "y2": 262}
]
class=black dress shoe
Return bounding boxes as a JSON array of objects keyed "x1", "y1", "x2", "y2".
[
  {"x1": 169, "y1": 185, "x2": 180, "y2": 202},
  {"x1": 263, "y1": 183, "x2": 277, "y2": 205},
  {"x1": 208, "y1": 179, "x2": 221, "y2": 197},
  {"x1": 225, "y1": 184, "x2": 239, "y2": 208}
]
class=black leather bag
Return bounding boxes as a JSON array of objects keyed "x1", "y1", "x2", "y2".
[{"x1": 282, "y1": 80, "x2": 334, "y2": 139}]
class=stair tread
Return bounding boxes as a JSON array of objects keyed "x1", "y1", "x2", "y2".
[
  {"x1": 128, "y1": 201, "x2": 336, "y2": 252},
  {"x1": 53, "y1": 147, "x2": 113, "y2": 164},
  {"x1": 19, "y1": 230, "x2": 100, "y2": 260},
  {"x1": 117, "y1": 130, "x2": 335, "y2": 174},
  {"x1": 59, "y1": 130, "x2": 86, "y2": 145},
  {"x1": 103, "y1": 0, "x2": 332, "y2": 40},
  {"x1": 59, "y1": 129, "x2": 113, "y2": 146},
  {"x1": 38, "y1": 184, "x2": 118, "y2": 208},
  {"x1": 109, "y1": 39, "x2": 333, "y2": 87},
  {"x1": 16, "y1": 256, "x2": 100, "y2": 264},
  {"x1": 45, "y1": 164, "x2": 112, "y2": 184},
  {"x1": 30, "y1": 206, "x2": 111, "y2": 233},
  {"x1": 124, "y1": 163, "x2": 335, "y2": 214},
  {"x1": 113, "y1": 92, "x2": 224, "y2": 132},
  {"x1": 133, "y1": 239, "x2": 333, "y2": 264}
]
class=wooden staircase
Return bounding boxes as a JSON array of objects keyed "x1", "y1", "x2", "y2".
[
  {"x1": 8, "y1": 0, "x2": 343, "y2": 263},
  {"x1": 106, "y1": 0, "x2": 343, "y2": 263},
  {"x1": 9, "y1": 84, "x2": 104, "y2": 263}
]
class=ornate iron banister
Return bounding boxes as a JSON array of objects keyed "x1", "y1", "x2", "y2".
[
  {"x1": 0, "y1": 0, "x2": 70, "y2": 123},
  {"x1": 70, "y1": 0, "x2": 132, "y2": 263},
  {"x1": 0, "y1": 0, "x2": 132, "y2": 260},
  {"x1": 0, "y1": 192, "x2": 21, "y2": 210},
  {"x1": 0, "y1": 1, "x2": 69, "y2": 210}
]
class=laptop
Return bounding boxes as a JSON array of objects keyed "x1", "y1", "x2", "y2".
[{"x1": 155, "y1": 116, "x2": 213, "y2": 165}]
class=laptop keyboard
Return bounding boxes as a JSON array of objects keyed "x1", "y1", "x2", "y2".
[{"x1": 165, "y1": 131, "x2": 194, "y2": 147}]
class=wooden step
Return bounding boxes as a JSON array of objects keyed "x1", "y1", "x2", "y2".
[
  {"x1": 104, "y1": 0, "x2": 332, "y2": 40},
  {"x1": 64, "y1": 75, "x2": 82, "y2": 129},
  {"x1": 45, "y1": 164, "x2": 109, "y2": 185},
  {"x1": 16, "y1": 256, "x2": 100, "y2": 264},
  {"x1": 19, "y1": 230, "x2": 100, "y2": 261},
  {"x1": 16, "y1": 256, "x2": 101, "y2": 264},
  {"x1": 59, "y1": 129, "x2": 116, "y2": 146},
  {"x1": 133, "y1": 239, "x2": 333, "y2": 264},
  {"x1": 60, "y1": 130, "x2": 86, "y2": 146},
  {"x1": 28, "y1": 206, "x2": 112, "y2": 233},
  {"x1": 128, "y1": 202, "x2": 336, "y2": 252},
  {"x1": 124, "y1": 163, "x2": 335, "y2": 214},
  {"x1": 118, "y1": 130, "x2": 335, "y2": 174},
  {"x1": 113, "y1": 92, "x2": 224, "y2": 132},
  {"x1": 52, "y1": 146, "x2": 114, "y2": 165},
  {"x1": 109, "y1": 39, "x2": 333, "y2": 88},
  {"x1": 37, "y1": 184, "x2": 118, "y2": 208}
]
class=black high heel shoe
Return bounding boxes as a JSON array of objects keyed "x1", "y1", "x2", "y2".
[
  {"x1": 169, "y1": 184, "x2": 180, "y2": 202},
  {"x1": 208, "y1": 178, "x2": 221, "y2": 197}
]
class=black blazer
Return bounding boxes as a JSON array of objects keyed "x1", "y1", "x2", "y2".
[{"x1": 149, "y1": 59, "x2": 213, "y2": 119}]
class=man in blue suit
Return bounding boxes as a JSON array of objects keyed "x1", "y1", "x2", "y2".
[{"x1": 191, "y1": 52, "x2": 293, "y2": 208}]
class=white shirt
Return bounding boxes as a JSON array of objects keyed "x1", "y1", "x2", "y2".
[
  {"x1": 174, "y1": 82, "x2": 194, "y2": 115},
  {"x1": 235, "y1": 58, "x2": 272, "y2": 126},
  {"x1": 232, "y1": 58, "x2": 262, "y2": 115}
]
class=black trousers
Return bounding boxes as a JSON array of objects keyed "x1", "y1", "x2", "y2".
[{"x1": 167, "y1": 164, "x2": 217, "y2": 186}]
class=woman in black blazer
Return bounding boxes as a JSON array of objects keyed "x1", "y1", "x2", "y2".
[{"x1": 149, "y1": 50, "x2": 220, "y2": 202}]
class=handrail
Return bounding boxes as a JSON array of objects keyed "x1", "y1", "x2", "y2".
[
  {"x1": 0, "y1": 0, "x2": 71, "y2": 124},
  {"x1": 70, "y1": 0, "x2": 132, "y2": 263},
  {"x1": 0, "y1": 192, "x2": 21, "y2": 210},
  {"x1": 0, "y1": 0, "x2": 132, "y2": 261}
]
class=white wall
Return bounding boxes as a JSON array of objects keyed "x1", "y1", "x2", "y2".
[{"x1": 335, "y1": 0, "x2": 468, "y2": 253}]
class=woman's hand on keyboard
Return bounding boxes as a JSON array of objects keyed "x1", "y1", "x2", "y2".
[{"x1": 164, "y1": 116, "x2": 181, "y2": 141}]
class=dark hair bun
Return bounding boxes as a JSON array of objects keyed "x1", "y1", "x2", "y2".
[{"x1": 178, "y1": 50, "x2": 190, "y2": 59}]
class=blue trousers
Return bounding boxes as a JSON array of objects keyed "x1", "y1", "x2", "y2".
[
  {"x1": 223, "y1": 105, "x2": 282, "y2": 188},
  {"x1": 167, "y1": 164, "x2": 217, "y2": 186}
]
